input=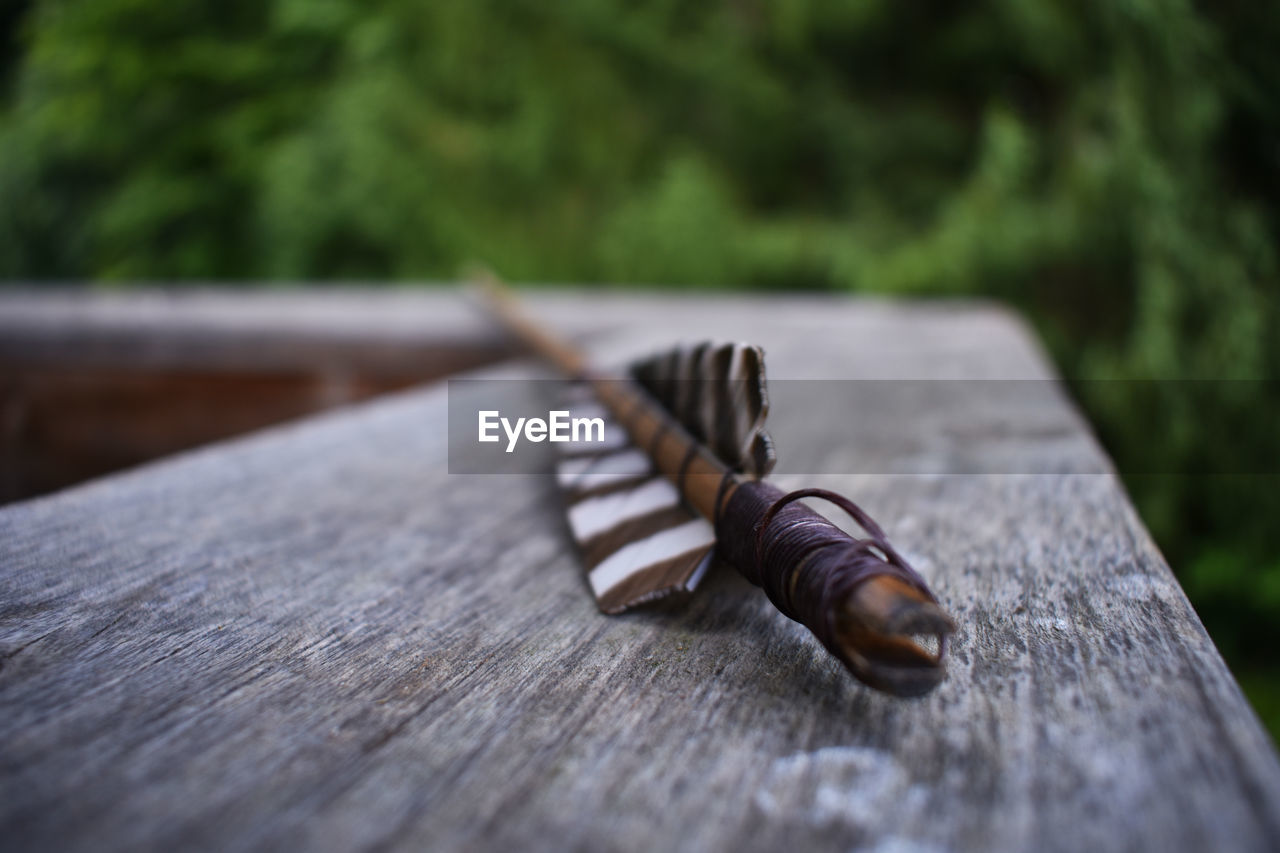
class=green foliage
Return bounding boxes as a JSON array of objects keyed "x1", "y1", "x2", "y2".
[{"x1": 2, "y1": 0, "x2": 1278, "y2": 732}]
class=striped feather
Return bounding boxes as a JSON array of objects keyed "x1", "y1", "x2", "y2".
[
  {"x1": 556, "y1": 341, "x2": 773, "y2": 613},
  {"x1": 630, "y1": 342, "x2": 775, "y2": 478},
  {"x1": 557, "y1": 436, "x2": 714, "y2": 613}
]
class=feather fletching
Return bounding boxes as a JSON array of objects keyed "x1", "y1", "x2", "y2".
[
  {"x1": 631, "y1": 342, "x2": 775, "y2": 478},
  {"x1": 556, "y1": 342, "x2": 774, "y2": 613}
]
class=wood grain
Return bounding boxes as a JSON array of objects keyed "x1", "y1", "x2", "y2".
[{"x1": 2, "y1": 289, "x2": 1278, "y2": 852}]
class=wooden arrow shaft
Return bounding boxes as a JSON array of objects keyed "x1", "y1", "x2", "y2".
[{"x1": 476, "y1": 279, "x2": 740, "y2": 522}]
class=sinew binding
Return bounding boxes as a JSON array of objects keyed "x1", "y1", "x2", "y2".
[{"x1": 477, "y1": 281, "x2": 955, "y2": 697}]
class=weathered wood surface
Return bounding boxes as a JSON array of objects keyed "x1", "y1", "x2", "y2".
[
  {"x1": 0, "y1": 288, "x2": 516, "y2": 502},
  {"x1": 2, "y1": 289, "x2": 1279, "y2": 852},
  {"x1": 0, "y1": 286, "x2": 513, "y2": 373}
]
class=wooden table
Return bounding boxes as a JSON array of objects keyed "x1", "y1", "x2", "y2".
[{"x1": 2, "y1": 289, "x2": 1278, "y2": 851}]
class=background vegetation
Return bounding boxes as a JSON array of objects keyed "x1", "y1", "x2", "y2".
[{"x1": 1, "y1": 0, "x2": 1277, "y2": 732}]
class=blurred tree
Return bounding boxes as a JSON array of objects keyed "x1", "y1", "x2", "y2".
[{"x1": 0, "y1": 0, "x2": 1277, "y2": 732}]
